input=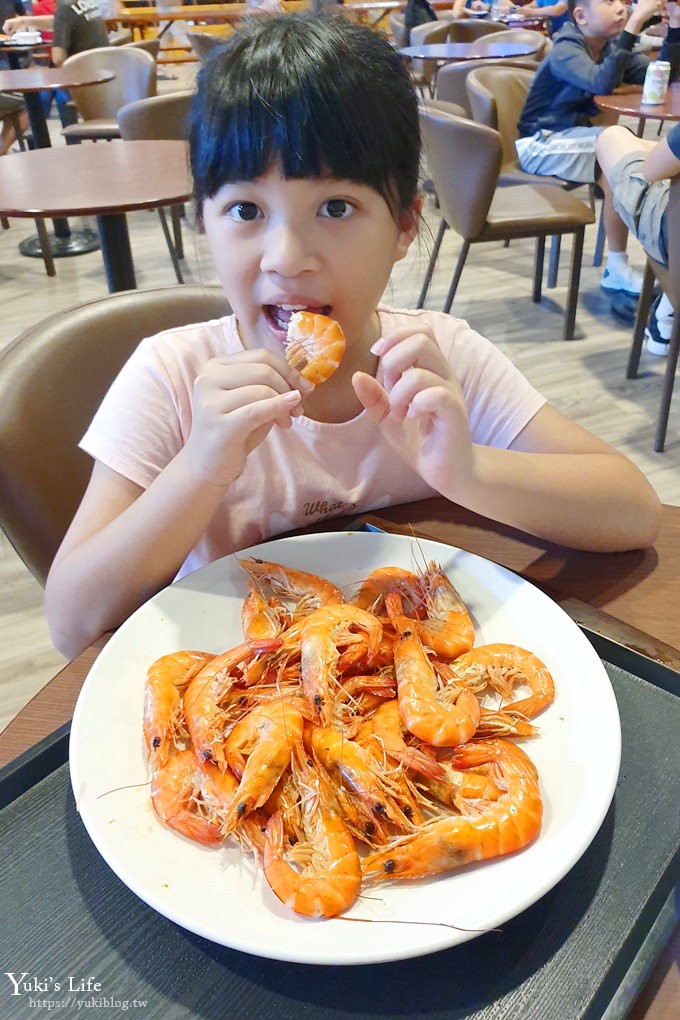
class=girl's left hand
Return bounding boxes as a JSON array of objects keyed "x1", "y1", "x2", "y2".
[{"x1": 352, "y1": 324, "x2": 473, "y2": 497}]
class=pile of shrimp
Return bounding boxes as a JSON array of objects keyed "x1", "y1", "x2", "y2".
[{"x1": 143, "y1": 558, "x2": 554, "y2": 919}]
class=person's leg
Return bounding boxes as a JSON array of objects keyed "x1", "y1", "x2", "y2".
[{"x1": 0, "y1": 114, "x2": 15, "y2": 156}]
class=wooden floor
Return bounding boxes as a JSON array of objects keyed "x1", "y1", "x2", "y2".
[{"x1": 1, "y1": 66, "x2": 679, "y2": 736}]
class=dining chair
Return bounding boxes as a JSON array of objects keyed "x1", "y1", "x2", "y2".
[
  {"x1": 626, "y1": 176, "x2": 679, "y2": 452},
  {"x1": 60, "y1": 46, "x2": 157, "y2": 143},
  {"x1": 480, "y1": 28, "x2": 551, "y2": 64},
  {"x1": 0, "y1": 285, "x2": 231, "y2": 586},
  {"x1": 434, "y1": 57, "x2": 539, "y2": 118},
  {"x1": 412, "y1": 19, "x2": 509, "y2": 44},
  {"x1": 417, "y1": 103, "x2": 595, "y2": 340},
  {"x1": 117, "y1": 90, "x2": 194, "y2": 283},
  {"x1": 465, "y1": 63, "x2": 607, "y2": 280},
  {"x1": 126, "y1": 37, "x2": 162, "y2": 60},
  {"x1": 186, "y1": 30, "x2": 228, "y2": 62}
]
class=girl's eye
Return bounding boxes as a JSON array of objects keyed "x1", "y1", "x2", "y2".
[
  {"x1": 320, "y1": 198, "x2": 353, "y2": 220},
  {"x1": 226, "y1": 201, "x2": 261, "y2": 222}
]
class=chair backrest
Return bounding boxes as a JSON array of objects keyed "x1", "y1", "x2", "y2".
[
  {"x1": 435, "y1": 57, "x2": 536, "y2": 117},
  {"x1": 412, "y1": 18, "x2": 507, "y2": 44},
  {"x1": 466, "y1": 64, "x2": 535, "y2": 168},
  {"x1": 118, "y1": 90, "x2": 194, "y2": 141},
  {"x1": 187, "y1": 30, "x2": 228, "y2": 61},
  {"x1": 126, "y1": 37, "x2": 162, "y2": 60},
  {"x1": 389, "y1": 12, "x2": 409, "y2": 47},
  {"x1": 420, "y1": 102, "x2": 501, "y2": 240},
  {"x1": 62, "y1": 46, "x2": 157, "y2": 121},
  {"x1": 482, "y1": 27, "x2": 551, "y2": 63},
  {"x1": 108, "y1": 28, "x2": 133, "y2": 46},
  {"x1": 0, "y1": 286, "x2": 230, "y2": 585}
]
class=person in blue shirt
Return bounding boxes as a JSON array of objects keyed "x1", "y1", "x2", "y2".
[{"x1": 520, "y1": 0, "x2": 570, "y2": 35}]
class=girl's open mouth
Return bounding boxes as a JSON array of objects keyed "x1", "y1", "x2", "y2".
[{"x1": 265, "y1": 304, "x2": 332, "y2": 334}]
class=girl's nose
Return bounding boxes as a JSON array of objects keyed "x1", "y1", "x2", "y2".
[{"x1": 260, "y1": 222, "x2": 319, "y2": 277}]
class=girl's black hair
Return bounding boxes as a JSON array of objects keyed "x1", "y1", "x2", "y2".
[{"x1": 189, "y1": 13, "x2": 421, "y2": 223}]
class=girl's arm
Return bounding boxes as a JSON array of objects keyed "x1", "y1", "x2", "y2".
[
  {"x1": 45, "y1": 353, "x2": 308, "y2": 659},
  {"x1": 353, "y1": 329, "x2": 661, "y2": 553}
]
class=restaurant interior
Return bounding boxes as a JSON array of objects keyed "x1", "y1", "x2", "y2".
[{"x1": 0, "y1": 4, "x2": 678, "y2": 1017}]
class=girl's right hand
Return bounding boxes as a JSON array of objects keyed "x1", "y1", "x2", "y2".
[{"x1": 184, "y1": 349, "x2": 310, "y2": 488}]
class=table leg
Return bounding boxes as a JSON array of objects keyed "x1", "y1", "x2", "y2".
[
  {"x1": 96, "y1": 213, "x2": 137, "y2": 293},
  {"x1": 17, "y1": 92, "x2": 100, "y2": 259}
]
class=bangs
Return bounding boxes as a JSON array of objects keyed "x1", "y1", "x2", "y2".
[{"x1": 190, "y1": 14, "x2": 420, "y2": 220}]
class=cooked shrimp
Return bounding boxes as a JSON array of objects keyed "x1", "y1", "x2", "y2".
[
  {"x1": 349, "y1": 567, "x2": 421, "y2": 616},
  {"x1": 150, "y1": 749, "x2": 223, "y2": 846},
  {"x1": 284, "y1": 311, "x2": 346, "y2": 386},
  {"x1": 416, "y1": 562, "x2": 475, "y2": 660},
  {"x1": 357, "y1": 699, "x2": 445, "y2": 780},
  {"x1": 221, "y1": 699, "x2": 304, "y2": 833},
  {"x1": 301, "y1": 603, "x2": 383, "y2": 724},
  {"x1": 310, "y1": 725, "x2": 415, "y2": 835},
  {"x1": 263, "y1": 748, "x2": 361, "y2": 918},
  {"x1": 239, "y1": 557, "x2": 343, "y2": 620},
  {"x1": 362, "y1": 739, "x2": 542, "y2": 881},
  {"x1": 387, "y1": 593, "x2": 480, "y2": 747},
  {"x1": 449, "y1": 644, "x2": 555, "y2": 720},
  {"x1": 183, "y1": 642, "x2": 253, "y2": 767},
  {"x1": 241, "y1": 580, "x2": 287, "y2": 651},
  {"x1": 143, "y1": 650, "x2": 214, "y2": 765}
]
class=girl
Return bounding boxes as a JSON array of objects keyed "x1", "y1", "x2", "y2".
[{"x1": 45, "y1": 13, "x2": 661, "y2": 659}]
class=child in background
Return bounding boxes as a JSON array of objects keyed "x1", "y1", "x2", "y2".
[
  {"x1": 517, "y1": 0, "x2": 680, "y2": 296},
  {"x1": 44, "y1": 13, "x2": 661, "y2": 659}
]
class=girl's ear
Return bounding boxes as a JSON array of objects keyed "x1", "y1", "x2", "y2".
[{"x1": 394, "y1": 194, "x2": 423, "y2": 262}]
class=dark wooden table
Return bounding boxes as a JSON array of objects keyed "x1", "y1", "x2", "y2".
[
  {"x1": 400, "y1": 39, "x2": 541, "y2": 61},
  {"x1": 0, "y1": 138, "x2": 192, "y2": 291},
  {"x1": 0, "y1": 38, "x2": 51, "y2": 69},
  {"x1": 595, "y1": 82, "x2": 680, "y2": 122},
  {"x1": 0, "y1": 496, "x2": 678, "y2": 1017},
  {"x1": 0, "y1": 65, "x2": 114, "y2": 263}
]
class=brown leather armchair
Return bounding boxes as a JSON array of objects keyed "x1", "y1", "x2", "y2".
[
  {"x1": 117, "y1": 90, "x2": 195, "y2": 283},
  {"x1": 465, "y1": 62, "x2": 606, "y2": 280},
  {"x1": 417, "y1": 103, "x2": 594, "y2": 340},
  {"x1": 0, "y1": 286, "x2": 230, "y2": 585},
  {"x1": 627, "y1": 177, "x2": 680, "y2": 452}
]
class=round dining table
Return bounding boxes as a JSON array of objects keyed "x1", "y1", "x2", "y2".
[
  {"x1": 0, "y1": 37, "x2": 51, "y2": 69},
  {"x1": 0, "y1": 65, "x2": 114, "y2": 261},
  {"x1": 595, "y1": 82, "x2": 680, "y2": 126},
  {"x1": 400, "y1": 39, "x2": 541, "y2": 62},
  {"x1": 0, "y1": 139, "x2": 192, "y2": 292}
]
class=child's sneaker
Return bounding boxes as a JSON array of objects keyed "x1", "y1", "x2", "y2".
[
  {"x1": 600, "y1": 262, "x2": 644, "y2": 295},
  {"x1": 644, "y1": 293, "x2": 673, "y2": 356}
]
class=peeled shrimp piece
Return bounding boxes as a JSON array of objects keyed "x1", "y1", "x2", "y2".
[{"x1": 284, "y1": 311, "x2": 345, "y2": 386}]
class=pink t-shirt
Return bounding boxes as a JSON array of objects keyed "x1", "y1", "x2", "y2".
[{"x1": 80, "y1": 306, "x2": 546, "y2": 578}]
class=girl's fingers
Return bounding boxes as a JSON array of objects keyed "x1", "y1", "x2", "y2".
[
  {"x1": 373, "y1": 331, "x2": 449, "y2": 392},
  {"x1": 352, "y1": 371, "x2": 391, "y2": 423},
  {"x1": 384, "y1": 367, "x2": 456, "y2": 421},
  {"x1": 201, "y1": 351, "x2": 313, "y2": 397}
]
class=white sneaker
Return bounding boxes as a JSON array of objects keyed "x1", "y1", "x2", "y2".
[{"x1": 601, "y1": 263, "x2": 644, "y2": 295}]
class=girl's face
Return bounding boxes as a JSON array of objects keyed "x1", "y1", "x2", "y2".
[{"x1": 202, "y1": 166, "x2": 418, "y2": 361}]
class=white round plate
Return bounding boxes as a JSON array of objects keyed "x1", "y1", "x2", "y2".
[{"x1": 69, "y1": 532, "x2": 620, "y2": 965}]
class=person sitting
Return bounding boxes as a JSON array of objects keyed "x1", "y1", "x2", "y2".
[
  {"x1": 405, "y1": 0, "x2": 438, "y2": 36},
  {"x1": 4, "y1": 0, "x2": 109, "y2": 67},
  {"x1": 520, "y1": 0, "x2": 570, "y2": 36},
  {"x1": 596, "y1": 123, "x2": 679, "y2": 355},
  {"x1": 4, "y1": 0, "x2": 109, "y2": 129},
  {"x1": 0, "y1": 90, "x2": 27, "y2": 155},
  {"x1": 516, "y1": 0, "x2": 680, "y2": 297}
]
